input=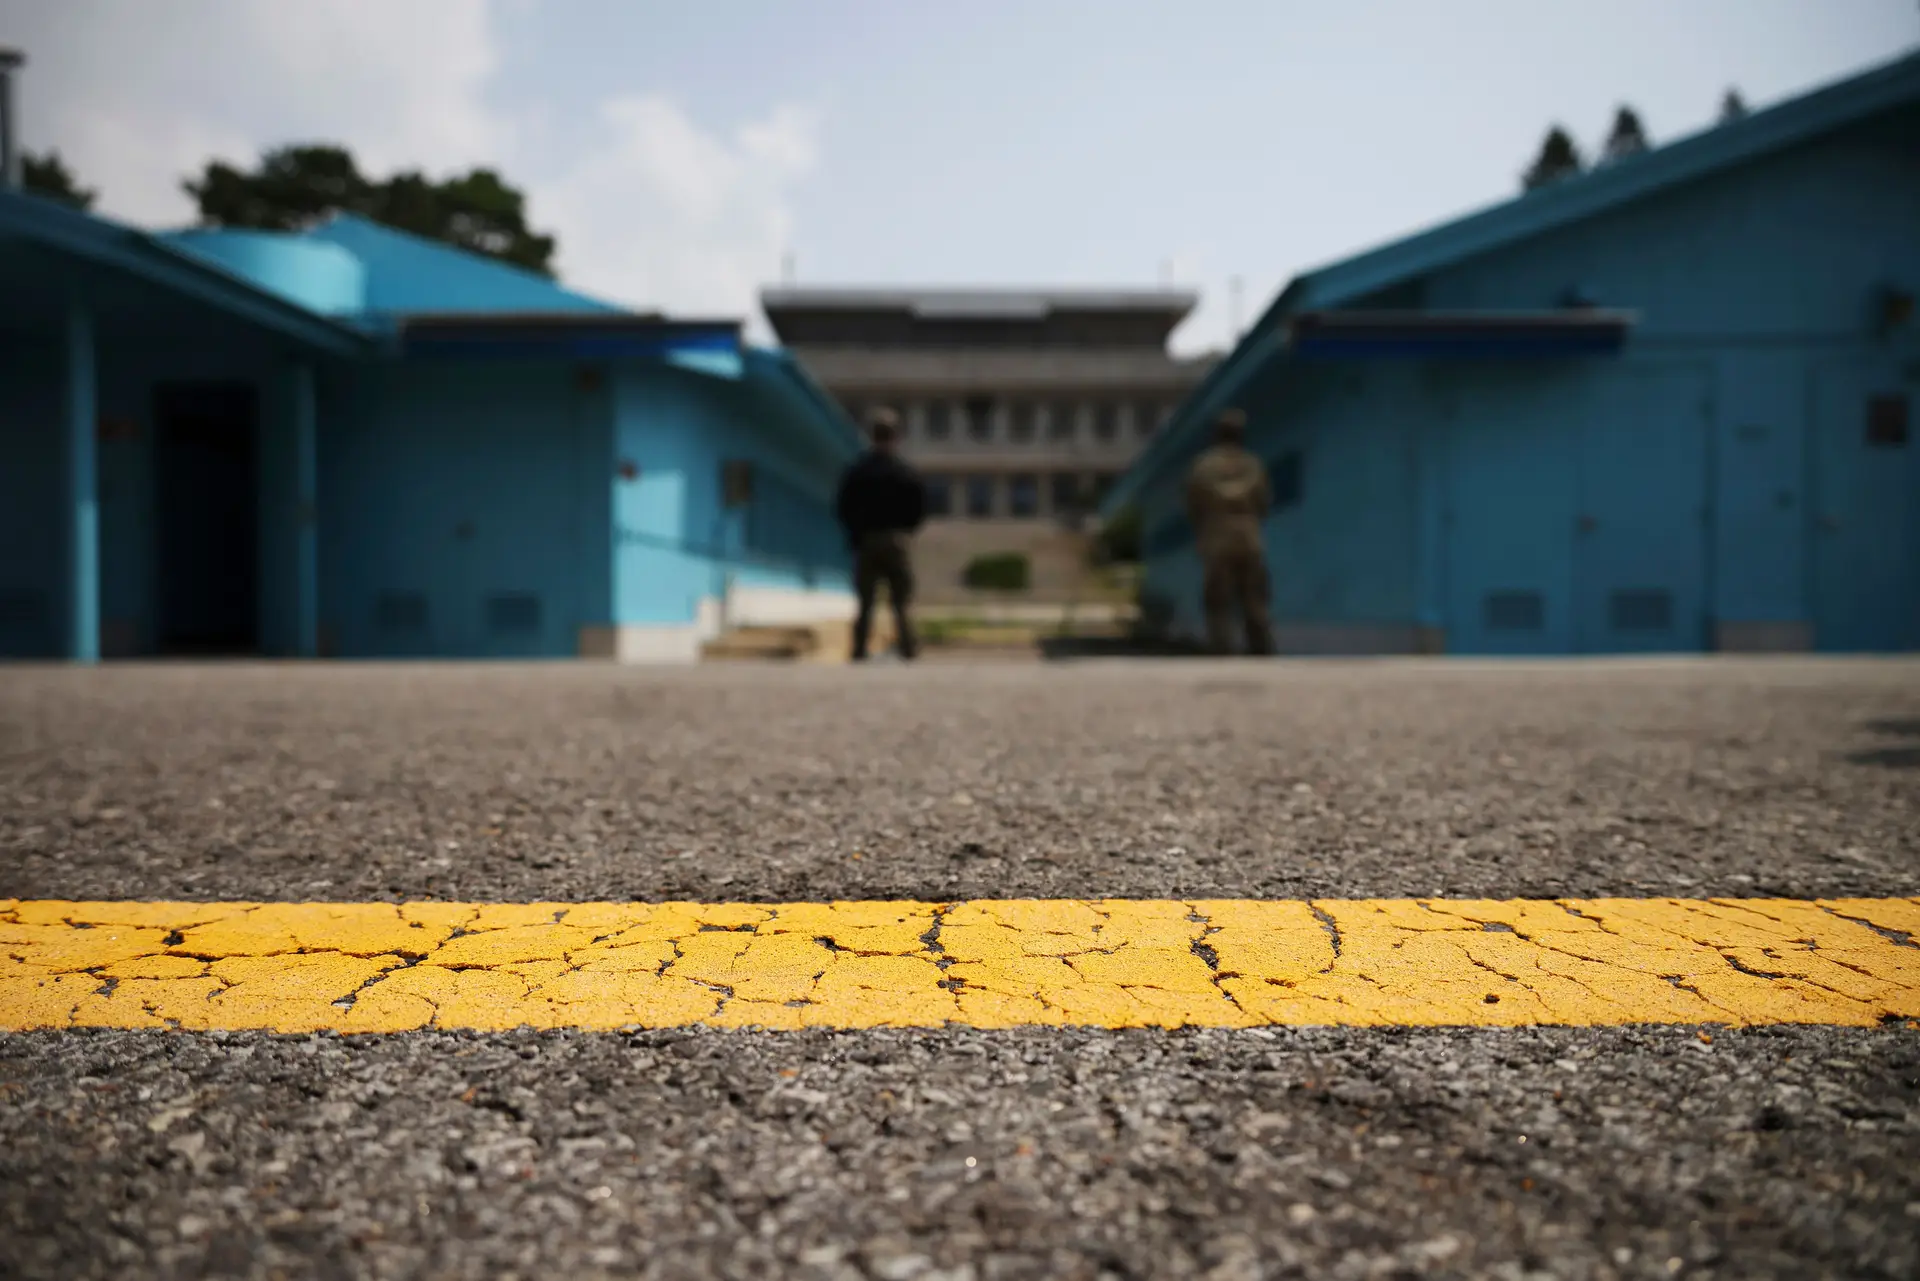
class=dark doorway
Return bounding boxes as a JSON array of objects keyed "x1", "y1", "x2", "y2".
[{"x1": 155, "y1": 383, "x2": 260, "y2": 655}]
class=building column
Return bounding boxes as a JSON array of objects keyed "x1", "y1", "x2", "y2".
[
  {"x1": 64, "y1": 297, "x2": 99, "y2": 664},
  {"x1": 290, "y1": 360, "x2": 320, "y2": 658}
]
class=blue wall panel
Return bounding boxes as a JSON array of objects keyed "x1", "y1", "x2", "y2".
[
  {"x1": 1441, "y1": 368, "x2": 1581, "y2": 654},
  {"x1": 610, "y1": 363, "x2": 850, "y2": 629},
  {"x1": 321, "y1": 360, "x2": 607, "y2": 658}
]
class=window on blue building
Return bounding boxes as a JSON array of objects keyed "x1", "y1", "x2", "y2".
[
  {"x1": 1270, "y1": 451, "x2": 1304, "y2": 509},
  {"x1": 1868, "y1": 395, "x2": 1909, "y2": 447}
]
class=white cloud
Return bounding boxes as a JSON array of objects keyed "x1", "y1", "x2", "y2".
[
  {"x1": 0, "y1": 0, "x2": 816, "y2": 330},
  {"x1": 538, "y1": 96, "x2": 820, "y2": 332}
]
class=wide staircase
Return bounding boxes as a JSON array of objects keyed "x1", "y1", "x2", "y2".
[{"x1": 699, "y1": 616, "x2": 896, "y2": 663}]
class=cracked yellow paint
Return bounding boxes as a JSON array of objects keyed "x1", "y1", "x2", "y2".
[{"x1": 1, "y1": 897, "x2": 1916, "y2": 1034}]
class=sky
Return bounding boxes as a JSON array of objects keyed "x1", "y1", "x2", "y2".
[{"x1": 1, "y1": 1, "x2": 1916, "y2": 352}]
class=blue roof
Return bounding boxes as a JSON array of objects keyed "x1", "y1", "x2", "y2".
[
  {"x1": 299, "y1": 214, "x2": 624, "y2": 318},
  {"x1": 1103, "y1": 49, "x2": 1920, "y2": 515},
  {"x1": 0, "y1": 187, "x2": 376, "y2": 355}
]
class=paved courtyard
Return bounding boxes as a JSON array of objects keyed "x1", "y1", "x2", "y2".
[{"x1": 2, "y1": 658, "x2": 1918, "y2": 1279}]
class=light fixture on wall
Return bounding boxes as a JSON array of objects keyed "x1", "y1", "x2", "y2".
[{"x1": 616, "y1": 459, "x2": 640, "y2": 481}]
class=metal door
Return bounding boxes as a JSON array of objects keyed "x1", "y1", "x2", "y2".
[
  {"x1": 1572, "y1": 365, "x2": 1714, "y2": 653},
  {"x1": 1442, "y1": 370, "x2": 1579, "y2": 654},
  {"x1": 1809, "y1": 358, "x2": 1918, "y2": 652}
]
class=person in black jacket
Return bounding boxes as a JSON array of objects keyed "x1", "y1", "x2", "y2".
[{"x1": 835, "y1": 408, "x2": 927, "y2": 661}]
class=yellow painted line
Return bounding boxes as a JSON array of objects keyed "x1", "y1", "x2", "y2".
[{"x1": 2, "y1": 897, "x2": 1917, "y2": 1034}]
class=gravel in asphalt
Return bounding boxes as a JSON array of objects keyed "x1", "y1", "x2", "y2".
[{"x1": 3, "y1": 658, "x2": 1918, "y2": 1279}]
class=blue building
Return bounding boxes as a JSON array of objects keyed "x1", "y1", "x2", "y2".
[
  {"x1": 1107, "y1": 53, "x2": 1920, "y2": 656},
  {"x1": 0, "y1": 197, "x2": 861, "y2": 663}
]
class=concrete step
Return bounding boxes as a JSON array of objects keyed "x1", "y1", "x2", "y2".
[
  {"x1": 700, "y1": 618, "x2": 901, "y2": 663},
  {"x1": 700, "y1": 626, "x2": 819, "y2": 662}
]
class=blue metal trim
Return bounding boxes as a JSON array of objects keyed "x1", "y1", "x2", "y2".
[
  {"x1": 400, "y1": 332, "x2": 740, "y2": 361},
  {"x1": 744, "y1": 347, "x2": 867, "y2": 463},
  {"x1": 0, "y1": 190, "x2": 375, "y2": 355},
  {"x1": 1290, "y1": 334, "x2": 1629, "y2": 359},
  {"x1": 65, "y1": 296, "x2": 99, "y2": 663}
]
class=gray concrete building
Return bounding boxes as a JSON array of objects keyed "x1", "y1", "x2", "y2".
[{"x1": 759, "y1": 287, "x2": 1218, "y2": 600}]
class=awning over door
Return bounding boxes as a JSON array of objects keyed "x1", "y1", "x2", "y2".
[
  {"x1": 1285, "y1": 309, "x2": 1636, "y2": 359},
  {"x1": 395, "y1": 313, "x2": 746, "y2": 376}
]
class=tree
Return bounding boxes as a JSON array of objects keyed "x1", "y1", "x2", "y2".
[
  {"x1": 182, "y1": 144, "x2": 558, "y2": 276},
  {"x1": 1599, "y1": 106, "x2": 1652, "y2": 164},
  {"x1": 1718, "y1": 88, "x2": 1749, "y2": 124},
  {"x1": 22, "y1": 149, "x2": 95, "y2": 210},
  {"x1": 1521, "y1": 125, "x2": 1585, "y2": 191}
]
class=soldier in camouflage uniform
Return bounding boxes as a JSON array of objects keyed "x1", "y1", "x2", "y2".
[{"x1": 1185, "y1": 408, "x2": 1274, "y2": 656}]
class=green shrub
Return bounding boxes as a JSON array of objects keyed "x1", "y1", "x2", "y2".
[
  {"x1": 1091, "y1": 504, "x2": 1143, "y2": 565},
  {"x1": 962, "y1": 552, "x2": 1031, "y2": 593}
]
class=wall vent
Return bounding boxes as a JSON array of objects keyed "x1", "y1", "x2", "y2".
[
  {"x1": 486, "y1": 593, "x2": 542, "y2": 634},
  {"x1": 0, "y1": 587, "x2": 48, "y2": 627},
  {"x1": 1483, "y1": 590, "x2": 1544, "y2": 632},
  {"x1": 1610, "y1": 589, "x2": 1674, "y2": 632},
  {"x1": 374, "y1": 592, "x2": 429, "y2": 631}
]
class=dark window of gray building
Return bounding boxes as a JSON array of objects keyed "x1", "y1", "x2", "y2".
[
  {"x1": 925, "y1": 474, "x2": 953, "y2": 517},
  {"x1": 965, "y1": 475, "x2": 995, "y2": 518},
  {"x1": 925, "y1": 401, "x2": 954, "y2": 441},
  {"x1": 965, "y1": 397, "x2": 995, "y2": 442},
  {"x1": 1089, "y1": 471, "x2": 1118, "y2": 504},
  {"x1": 1008, "y1": 401, "x2": 1038, "y2": 443},
  {"x1": 1050, "y1": 473, "x2": 1083, "y2": 516},
  {"x1": 1136, "y1": 402, "x2": 1163, "y2": 438},
  {"x1": 1092, "y1": 403, "x2": 1120, "y2": 442},
  {"x1": 1048, "y1": 403, "x2": 1077, "y2": 441},
  {"x1": 1008, "y1": 474, "x2": 1039, "y2": 518}
]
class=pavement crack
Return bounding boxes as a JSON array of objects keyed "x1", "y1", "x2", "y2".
[
  {"x1": 1817, "y1": 904, "x2": 1918, "y2": 950},
  {"x1": 1719, "y1": 952, "x2": 1788, "y2": 981},
  {"x1": 331, "y1": 957, "x2": 417, "y2": 1011},
  {"x1": 1186, "y1": 903, "x2": 1249, "y2": 1016},
  {"x1": 657, "y1": 936, "x2": 686, "y2": 979},
  {"x1": 920, "y1": 903, "x2": 954, "y2": 970}
]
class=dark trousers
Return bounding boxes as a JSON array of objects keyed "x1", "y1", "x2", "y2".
[
  {"x1": 1202, "y1": 548, "x2": 1274, "y2": 656},
  {"x1": 853, "y1": 533, "x2": 917, "y2": 660}
]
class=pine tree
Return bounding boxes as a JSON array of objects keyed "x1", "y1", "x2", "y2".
[
  {"x1": 22, "y1": 149, "x2": 95, "y2": 210},
  {"x1": 1521, "y1": 126, "x2": 1585, "y2": 191},
  {"x1": 1600, "y1": 106, "x2": 1651, "y2": 164}
]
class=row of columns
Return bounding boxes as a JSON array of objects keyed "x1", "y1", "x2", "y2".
[{"x1": 60, "y1": 297, "x2": 320, "y2": 663}]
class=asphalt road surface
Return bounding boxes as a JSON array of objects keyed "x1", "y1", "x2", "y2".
[{"x1": 3, "y1": 658, "x2": 1919, "y2": 1280}]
